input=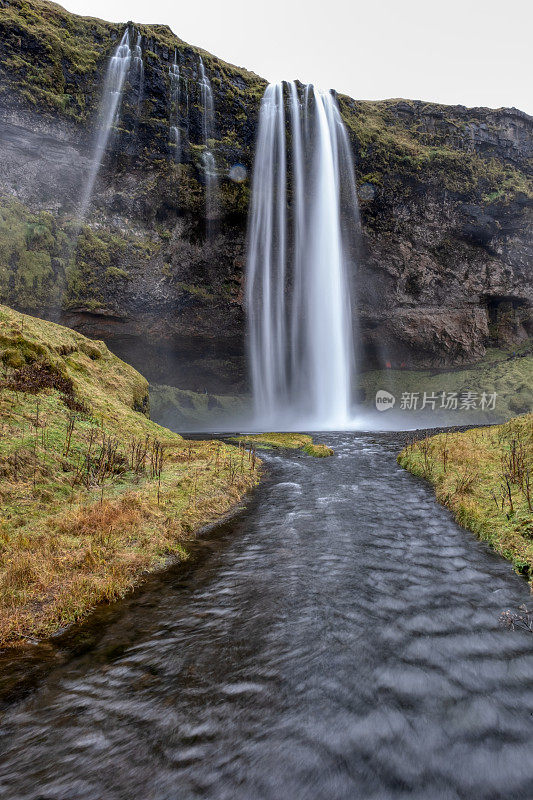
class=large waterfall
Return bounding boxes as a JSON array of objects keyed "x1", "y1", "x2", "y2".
[
  {"x1": 246, "y1": 81, "x2": 360, "y2": 430},
  {"x1": 78, "y1": 30, "x2": 132, "y2": 221}
]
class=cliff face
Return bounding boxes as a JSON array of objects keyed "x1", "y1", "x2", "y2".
[{"x1": 0, "y1": 0, "x2": 531, "y2": 392}]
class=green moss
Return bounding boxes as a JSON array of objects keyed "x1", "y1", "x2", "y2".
[
  {"x1": 175, "y1": 282, "x2": 215, "y2": 302},
  {"x1": 0, "y1": 303, "x2": 154, "y2": 429},
  {"x1": 0, "y1": 213, "x2": 158, "y2": 310},
  {"x1": 0, "y1": 197, "x2": 66, "y2": 310},
  {"x1": 76, "y1": 227, "x2": 130, "y2": 268},
  {"x1": 338, "y1": 97, "x2": 532, "y2": 203},
  {"x1": 105, "y1": 266, "x2": 130, "y2": 280},
  {"x1": 220, "y1": 179, "x2": 250, "y2": 217},
  {"x1": 231, "y1": 432, "x2": 334, "y2": 457}
]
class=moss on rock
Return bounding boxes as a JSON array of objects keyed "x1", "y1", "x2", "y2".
[{"x1": 231, "y1": 432, "x2": 334, "y2": 457}]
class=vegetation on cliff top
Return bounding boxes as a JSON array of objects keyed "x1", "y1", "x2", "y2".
[
  {"x1": 1, "y1": 0, "x2": 530, "y2": 209},
  {"x1": 398, "y1": 415, "x2": 533, "y2": 586},
  {"x1": 339, "y1": 96, "x2": 532, "y2": 204},
  {"x1": 0, "y1": 305, "x2": 259, "y2": 646},
  {"x1": 0, "y1": 0, "x2": 265, "y2": 123}
]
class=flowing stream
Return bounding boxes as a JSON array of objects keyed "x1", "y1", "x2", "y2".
[{"x1": 0, "y1": 433, "x2": 531, "y2": 799}]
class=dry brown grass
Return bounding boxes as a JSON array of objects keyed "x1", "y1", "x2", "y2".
[
  {"x1": 0, "y1": 445, "x2": 260, "y2": 646},
  {"x1": 0, "y1": 306, "x2": 261, "y2": 647},
  {"x1": 398, "y1": 415, "x2": 533, "y2": 585}
]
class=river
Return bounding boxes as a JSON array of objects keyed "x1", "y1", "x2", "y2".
[{"x1": 0, "y1": 432, "x2": 531, "y2": 799}]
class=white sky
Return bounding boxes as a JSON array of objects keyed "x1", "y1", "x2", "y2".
[{"x1": 62, "y1": 0, "x2": 532, "y2": 114}]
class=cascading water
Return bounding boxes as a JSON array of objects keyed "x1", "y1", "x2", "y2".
[
  {"x1": 78, "y1": 30, "x2": 132, "y2": 222},
  {"x1": 246, "y1": 83, "x2": 287, "y2": 420},
  {"x1": 184, "y1": 76, "x2": 190, "y2": 146},
  {"x1": 132, "y1": 34, "x2": 144, "y2": 110},
  {"x1": 246, "y1": 81, "x2": 360, "y2": 430},
  {"x1": 198, "y1": 57, "x2": 218, "y2": 239},
  {"x1": 169, "y1": 54, "x2": 181, "y2": 163}
]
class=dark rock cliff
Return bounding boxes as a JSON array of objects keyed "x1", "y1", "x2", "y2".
[{"x1": 0, "y1": 0, "x2": 531, "y2": 392}]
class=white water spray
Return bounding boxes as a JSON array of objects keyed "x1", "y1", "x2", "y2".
[
  {"x1": 78, "y1": 30, "x2": 132, "y2": 221},
  {"x1": 246, "y1": 82, "x2": 360, "y2": 430}
]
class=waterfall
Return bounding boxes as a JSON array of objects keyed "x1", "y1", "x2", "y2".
[
  {"x1": 198, "y1": 57, "x2": 218, "y2": 239},
  {"x1": 78, "y1": 30, "x2": 132, "y2": 221},
  {"x1": 184, "y1": 77, "x2": 190, "y2": 142},
  {"x1": 169, "y1": 54, "x2": 181, "y2": 163},
  {"x1": 132, "y1": 33, "x2": 144, "y2": 109},
  {"x1": 246, "y1": 83, "x2": 287, "y2": 418},
  {"x1": 246, "y1": 81, "x2": 360, "y2": 430}
]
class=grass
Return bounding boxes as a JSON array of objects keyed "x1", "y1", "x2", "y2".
[
  {"x1": 0, "y1": 305, "x2": 260, "y2": 646},
  {"x1": 231, "y1": 432, "x2": 334, "y2": 458},
  {"x1": 398, "y1": 415, "x2": 533, "y2": 586},
  {"x1": 360, "y1": 343, "x2": 533, "y2": 423}
]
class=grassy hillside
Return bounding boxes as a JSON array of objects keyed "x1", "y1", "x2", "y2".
[
  {"x1": 0, "y1": 305, "x2": 259, "y2": 646},
  {"x1": 398, "y1": 415, "x2": 533, "y2": 585}
]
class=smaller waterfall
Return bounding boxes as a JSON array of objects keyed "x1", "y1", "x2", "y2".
[
  {"x1": 198, "y1": 57, "x2": 214, "y2": 143},
  {"x1": 184, "y1": 76, "x2": 190, "y2": 141},
  {"x1": 132, "y1": 33, "x2": 144, "y2": 109},
  {"x1": 132, "y1": 34, "x2": 143, "y2": 74},
  {"x1": 198, "y1": 57, "x2": 218, "y2": 239},
  {"x1": 169, "y1": 55, "x2": 181, "y2": 163},
  {"x1": 78, "y1": 30, "x2": 132, "y2": 221}
]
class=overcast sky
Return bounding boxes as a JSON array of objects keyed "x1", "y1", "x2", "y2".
[{"x1": 63, "y1": 0, "x2": 532, "y2": 114}]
